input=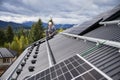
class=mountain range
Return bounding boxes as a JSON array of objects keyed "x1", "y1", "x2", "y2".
[
  {"x1": 0, "y1": 20, "x2": 29, "y2": 29},
  {"x1": 0, "y1": 20, "x2": 74, "y2": 29}
]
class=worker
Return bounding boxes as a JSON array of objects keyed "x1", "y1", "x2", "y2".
[{"x1": 46, "y1": 18, "x2": 56, "y2": 39}]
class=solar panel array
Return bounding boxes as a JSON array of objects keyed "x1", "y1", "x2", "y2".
[
  {"x1": 26, "y1": 54, "x2": 111, "y2": 80},
  {"x1": 64, "y1": 18, "x2": 102, "y2": 35}
]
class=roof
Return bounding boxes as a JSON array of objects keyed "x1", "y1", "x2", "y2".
[
  {"x1": 0, "y1": 48, "x2": 17, "y2": 58},
  {"x1": 1, "y1": 4, "x2": 120, "y2": 80}
]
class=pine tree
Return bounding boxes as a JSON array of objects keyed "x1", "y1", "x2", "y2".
[
  {"x1": 29, "y1": 19, "x2": 44, "y2": 43},
  {"x1": 0, "y1": 30, "x2": 6, "y2": 46},
  {"x1": 19, "y1": 27, "x2": 25, "y2": 36},
  {"x1": 5, "y1": 26, "x2": 14, "y2": 43}
]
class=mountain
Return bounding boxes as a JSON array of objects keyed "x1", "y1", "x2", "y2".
[
  {"x1": 22, "y1": 21, "x2": 35, "y2": 27},
  {"x1": 55, "y1": 24, "x2": 74, "y2": 29},
  {"x1": 23, "y1": 21, "x2": 74, "y2": 29},
  {"x1": 0, "y1": 20, "x2": 74, "y2": 30},
  {"x1": 0, "y1": 20, "x2": 29, "y2": 29}
]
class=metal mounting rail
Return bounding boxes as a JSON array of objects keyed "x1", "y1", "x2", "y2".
[
  {"x1": 45, "y1": 38, "x2": 56, "y2": 67},
  {"x1": 4, "y1": 47, "x2": 30, "y2": 80},
  {"x1": 99, "y1": 20, "x2": 120, "y2": 25},
  {"x1": 61, "y1": 32, "x2": 120, "y2": 49}
]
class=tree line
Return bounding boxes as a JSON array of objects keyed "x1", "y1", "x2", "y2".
[{"x1": 0, "y1": 19, "x2": 44, "y2": 56}]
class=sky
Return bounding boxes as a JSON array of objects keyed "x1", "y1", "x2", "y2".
[{"x1": 0, "y1": 0, "x2": 120, "y2": 24}]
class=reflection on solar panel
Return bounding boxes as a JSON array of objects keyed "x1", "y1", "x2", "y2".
[{"x1": 26, "y1": 54, "x2": 112, "y2": 80}]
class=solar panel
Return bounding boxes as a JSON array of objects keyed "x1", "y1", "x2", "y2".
[
  {"x1": 102, "y1": 4, "x2": 120, "y2": 21},
  {"x1": 26, "y1": 54, "x2": 112, "y2": 80},
  {"x1": 64, "y1": 18, "x2": 102, "y2": 35}
]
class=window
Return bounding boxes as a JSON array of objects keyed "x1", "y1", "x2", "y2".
[{"x1": 3, "y1": 58, "x2": 10, "y2": 63}]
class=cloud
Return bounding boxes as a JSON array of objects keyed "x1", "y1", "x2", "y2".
[{"x1": 0, "y1": 0, "x2": 119, "y2": 24}]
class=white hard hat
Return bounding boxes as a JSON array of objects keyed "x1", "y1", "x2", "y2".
[{"x1": 49, "y1": 22, "x2": 52, "y2": 25}]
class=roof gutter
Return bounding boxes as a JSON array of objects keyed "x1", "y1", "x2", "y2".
[{"x1": 61, "y1": 32, "x2": 120, "y2": 48}]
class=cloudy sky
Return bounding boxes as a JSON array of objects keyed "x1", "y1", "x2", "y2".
[{"x1": 0, "y1": 0, "x2": 120, "y2": 24}]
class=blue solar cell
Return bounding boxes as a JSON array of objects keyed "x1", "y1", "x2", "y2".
[
  {"x1": 76, "y1": 65, "x2": 86, "y2": 74},
  {"x1": 61, "y1": 66, "x2": 68, "y2": 73},
  {"x1": 82, "y1": 73, "x2": 95, "y2": 80},
  {"x1": 51, "y1": 71, "x2": 57, "y2": 79},
  {"x1": 70, "y1": 69, "x2": 79, "y2": 77},
  {"x1": 75, "y1": 76, "x2": 83, "y2": 80},
  {"x1": 64, "y1": 72, "x2": 72, "y2": 80}
]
